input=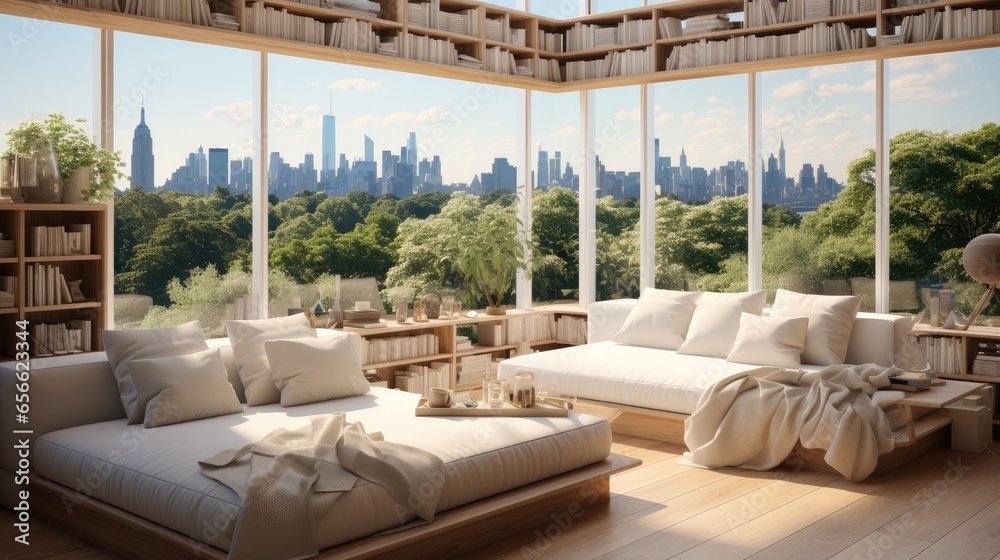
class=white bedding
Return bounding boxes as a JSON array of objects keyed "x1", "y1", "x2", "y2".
[
  {"x1": 34, "y1": 387, "x2": 611, "y2": 553},
  {"x1": 498, "y1": 341, "x2": 905, "y2": 421}
]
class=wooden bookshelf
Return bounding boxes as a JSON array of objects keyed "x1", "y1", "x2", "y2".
[
  {"x1": 3, "y1": 0, "x2": 999, "y2": 92},
  {"x1": 912, "y1": 324, "x2": 1000, "y2": 423},
  {"x1": 0, "y1": 203, "x2": 107, "y2": 360},
  {"x1": 341, "y1": 306, "x2": 587, "y2": 391}
]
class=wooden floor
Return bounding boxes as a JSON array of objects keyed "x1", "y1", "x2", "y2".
[{"x1": 4, "y1": 433, "x2": 1000, "y2": 560}]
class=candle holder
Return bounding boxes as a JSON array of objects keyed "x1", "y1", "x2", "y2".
[{"x1": 511, "y1": 371, "x2": 535, "y2": 408}]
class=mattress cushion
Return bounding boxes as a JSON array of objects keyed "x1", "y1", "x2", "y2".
[{"x1": 34, "y1": 387, "x2": 610, "y2": 552}]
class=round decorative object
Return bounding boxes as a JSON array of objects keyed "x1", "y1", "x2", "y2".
[
  {"x1": 422, "y1": 293, "x2": 440, "y2": 319},
  {"x1": 485, "y1": 305, "x2": 506, "y2": 316},
  {"x1": 963, "y1": 233, "x2": 1000, "y2": 284}
]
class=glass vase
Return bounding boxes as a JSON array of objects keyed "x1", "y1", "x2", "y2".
[{"x1": 24, "y1": 137, "x2": 62, "y2": 203}]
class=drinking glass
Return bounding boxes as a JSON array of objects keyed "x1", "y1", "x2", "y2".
[{"x1": 395, "y1": 300, "x2": 408, "y2": 322}]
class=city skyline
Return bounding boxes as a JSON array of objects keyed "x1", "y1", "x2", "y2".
[{"x1": 1, "y1": 19, "x2": 998, "y2": 202}]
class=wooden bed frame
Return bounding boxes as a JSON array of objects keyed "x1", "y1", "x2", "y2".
[
  {"x1": 572, "y1": 398, "x2": 951, "y2": 476},
  {"x1": 31, "y1": 454, "x2": 639, "y2": 560}
]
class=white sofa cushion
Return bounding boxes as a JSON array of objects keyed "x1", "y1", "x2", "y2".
[
  {"x1": 639, "y1": 287, "x2": 702, "y2": 302},
  {"x1": 103, "y1": 321, "x2": 209, "y2": 425},
  {"x1": 677, "y1": 290, "x2": 768, "y2": 358},
  {"x1": 265, "y1": 336, "x2": 370, "y2": 406},
  {"x1": 611, "y1": 293, "x2": 700, "y2": 350},
  {"x1": 129, "y1": 348, "x2": 244, "y2": 428},
  {"x1": 227, "y1": 314, "x2": 316, "y2": 406},
  {"x1": 771, "y1": 289, "x2": 862, "y2": 366},
  {"x1": 727, "y1": 313, "x2": 809, "y2": 369}
]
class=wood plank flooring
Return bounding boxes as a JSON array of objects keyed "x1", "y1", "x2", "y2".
[{"x1": 3, "y1": 434, "x2": 1000, "y2": 560}]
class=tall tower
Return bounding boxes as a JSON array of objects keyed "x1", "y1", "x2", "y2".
[
  {"x1": 208, "y1": 148, "x2": 228, "y2": 189},
  {"x1": 130, "y1": 102, "x2": 155, "y2": 189},
  {"x1": 364, "y1": 135, "x2": 374, "y2": 162},
  {"x1": 321, "y1": 94, "x2": 336, "y2": 177},
  {"x1": 407, "y1": 132, "x2": 417, "y2": 168},
  {"x1": 679, "y1": 145, "x2": 687, "y2": 168},
  {"x1": 537, "y1": 146, "x2": 549, "y2": 188},
  {"x1": 778, "y1": 136, "x2": 786, "y2": 180}
]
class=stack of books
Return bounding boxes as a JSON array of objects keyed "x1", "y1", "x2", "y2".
[
  {"x1": 972, "y1": 341, "x2": 1000, "y2": 376},
  {"x1": 556, "y1": 316, "x2": 588, "y2": 344},
  {"x1": 395, "y1": 362, "x2": 450, "y2": 396},
  {"x1": 0, "y1": 234, "x2": 13, "y2": 258},
  {"x1": 53, "y1": 0, "x2": 122, "y2": 11},
  {"x1": 327, "y1": 0, "x2": 382, "y2": 18},
  {"x1": 922, "y1": 335, "x2": 962, "y2": 375},
  {"x1": 343, "y1": 308, "x2": 385, "y2": 328},
  {"x1": 362, "y1": 333, "x2": 439, "y2": 364},
  {"x1": 123, "y1": 0, "x2": 214, "y2": 26},
  {"x1": 457, "y1": 53, "x2": 484, "y2": 69},
  {"x1": 537, "y1": 30, "x2": 565, "y2": 52},
  {"x1": 477, "y1": 322, "x2": 504, "y2": 347},
  {"x1": 537, "y1": 58, "x2": 563, "y2": 81},
  {"x1": 485, "y1": 14, "x2": 527, "y2": 46},
  {"x1": 244, "y1": 2, "x2": 327, "y2": 45},
  {"x1": 898, "y1": 6, "x2": 1000, "y2": 43},
  {"x1": 888, "y1": 372, "x2": 933, "y2": 392},
  {"x1": 30, "y1": 320, "x2": 90, "y2": 356},
  {"x1": 31, "y1": 225, "x2": 90, "y2": 257},
  {"x1": 683, "y1": 14, "x2": 735, "y2": 35},
  {"x1": 457, "y1": 354, "x2": 492, "y2": 385},
  {"x1": 211, "y1": 12, "x2": 240, "y2": 30},
  {"x1": 25, "y1": 264, "x2": 77, "y2": 306},
  {"x1": 0, "y1": 276, "x2": 15, "y2": 308},
  {"x1": 455, "y1": 335, "x2": 473, "y2": 351}
]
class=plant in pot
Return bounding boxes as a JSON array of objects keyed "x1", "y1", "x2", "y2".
[
  {"x1": 4, "y1": 113, "x2": 126, "y2": 204},
  {"x1": 446, "y1": 202, "x2": 532, "y2": 315}
]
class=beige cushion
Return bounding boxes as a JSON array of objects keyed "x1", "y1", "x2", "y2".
[
  {"x1": 638, "y1": 287, "x2": 702, "y2": 303},
  {"x1": 611, "y1": 294, "x2": 700, "y2": 350},
  {"x1": 727, "y1": 313, "x2": 809, "y2": 369},
  {"x1": 677, "y1": 290, "x2": 768, "y2": 358},
  {"x1": 227, "y1": 314, "x2": 316, "y2": 406},
  {"x1": 103, "y1": 321, "x2": 208, "y2": 425},
  {"x1": 770, "y1": 289, "x2": 862, "y2": 365},
  {"x1": 129, "y1": 348, "x2": 243, "y2": 428},
  {"x1": 265, "y1": 336, "x2": 370, "y2": 406}
]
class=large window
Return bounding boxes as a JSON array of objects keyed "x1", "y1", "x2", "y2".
[
  {"x1": 594, "y1": 86, "x2": 641, "y2": 300},
  {"x1": 531, "y1": 91, "x2": 581, "y2": 305},
  {"x1": 888, "y1": 49, "x2": 1000, "y2": 325},
  {"x1": 761, "y1": 62, "x2": 876, "y2": 306},
  {"x1": 653, "y1": 74, "x2": 749, "y2": 292},
  {"x1": 267, "y1": 56, "x2": 521, "y2": 317},
  {"x1": 112, "y1": 34, "x2": 255, "y2": 334}
]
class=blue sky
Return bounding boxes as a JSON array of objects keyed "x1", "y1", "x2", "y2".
[{"x1": 1, "y1": 14, "x2": 998, "y2": 193}]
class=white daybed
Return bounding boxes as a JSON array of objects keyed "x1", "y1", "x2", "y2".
[
  {"x1": 499, "y1": 296, "x2": 940, "y2": 475},
  {"x1": 1, "y1": 331, "x2": 633, "y2": 560}
]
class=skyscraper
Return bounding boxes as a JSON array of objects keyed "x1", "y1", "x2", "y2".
[
  {"x1": 407, "y1": 132, "x2": 417, "y2": 168},
  {"x1": 208, "y1": 148, "x2": 228, "y2": 189},
  {"x1": 130, "y1": 103, "x2": 155, "y2": 189},
  {"x1": 364, "y1": 135, "x2": 374, "y2": 162},
  {"x1": 537, "y1": 148, "x2": 549, "y2": 188},
  {"x1": 321, "y1": 113, "x2": 336, "y2": 178},
  {"x1": 778, "y1": 136, "x2": 787, "y2": 180}
]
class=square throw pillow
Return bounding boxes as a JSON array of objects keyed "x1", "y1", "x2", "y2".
[
  {"x1": 638, "y1": 287, "x2": 703, "y2": 303},
  {"x1": 103, "y1": 321, "x2": 208, "y2": 425},
  {"x1": 129, "y1": 348, "x2": 244, "y2": 428},
  {"x1": 770, "y1": 289, "x2": 862, "y2": 365},
  {"x1": 227, "y1": 314, "x2": 316, "y2": 406},
  {"x1": 611, "y1": 293, "x2": 700, "y2": 350},
  {"x1": 676, "y1": 290, "x2": 768, "y2": 358},
  {"x1": 727, "y1": 313, "x2": 809, "y2": 369},
  {"x1": 264, "y1": 335, "x2": 370, "y2": 406}
]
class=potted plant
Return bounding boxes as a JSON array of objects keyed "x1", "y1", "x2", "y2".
[
  {"x1": 447, "y1": 202, "x2": 532, "y2": 315},
  {"x1": 4, "y1": 113, "x2": 126, "y2": 203}
]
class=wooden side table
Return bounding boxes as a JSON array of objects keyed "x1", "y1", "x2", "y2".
[{"x1": 893, "y1": 379, "x2": 990, "y2": 447}]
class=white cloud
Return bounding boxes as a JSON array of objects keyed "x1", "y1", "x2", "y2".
[
  {"x1": 773, "y1": 80, "x2": 810, "y2": 98},
  {"x1": 202, "y1": 100, "x2": 253, "y2": 122},
  {"x1": 815, "y1": 79, "x2": 875, "y2": 96},
  {"x1": 833, "y1": 131, "x2": 857, "y2": 143},
  {"x1": 615, "y1": 108, "x2": 641, "y2": 122},
  {"x1": 328, "y1": 78, "x2": 381, "y2": 92},
  {"x1": 805, "y1": 111, "x2": 856, "y2": 126},
  {"x1": 693, "y1": 126, "x2": 739, "y2": 139},
  {"x1": 809, "y1": 65, "x2": 848, "y2": 78},
  {"x1": 717, "y1": 143, "x2": 741, "y2": 156},
  {"x1": 890, "y1": 71, "x2": 967, "y2": 105},
  {"x1": 862, "y1": 113, "x2": 875, "y2": 122},
  {"x1": 345, "y1": 106, "x2": 453, "y2": 128},
  {"x1": 550, "y1": 125, "x2": 578, "y2": 137},
  {"x1": 654, "y1": 112, "x2": 677, "y2": 125},
  {"x1": 705, "y1": 95, "x2": 721, "y2": 104}
]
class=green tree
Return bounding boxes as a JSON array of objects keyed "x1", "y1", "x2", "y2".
[{"x1": 113, "y1": 185, "x2": 181, "y2": 282}]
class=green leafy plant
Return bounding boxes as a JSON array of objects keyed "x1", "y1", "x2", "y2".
[
  {"x1": 446, "y1": 202, "x2": 532, "y2": 312},
  {"x1": 4, "y1": 113, "x2": 126, "y2": 203}
]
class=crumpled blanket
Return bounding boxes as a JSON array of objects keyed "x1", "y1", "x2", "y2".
[
  {"x1": 199, "y1": 413, "x2": 445, "y2": 560},
  {"x1": 683, "y1": 363, "x2": 899, "y2": 481}
]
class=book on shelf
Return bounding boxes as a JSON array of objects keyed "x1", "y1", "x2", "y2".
[
  {"x1": 973, "y1": 341, "x2": 1000, "y2": 376},
  {"x1": 0, "y1": 275, "x2": 14, "y2": 308},
  {"x1": 921, "y1": 334, "x2": 963, "y2": 375},
  {"x1": 123, "y1": 0, "x2": 214, "y2": 26},
  {"x1": 25, "y1": 263, "x2": 82, "y2": 307},
  {"x1": 343, "y1": 319, "x2": 387, "y2": 328},
  {"x1": 0, "y1": 235, "x2": 13, "y2": 258},
  {"x1": 52, "y1": 0, "x2": 122, "y2": 11},
  {"x1": 556, "y1": 315, "x2": 587, "y2": 344},
  {"x1": 455, "y1": 335, "x2": 473, "y2": 351},
  {"x1": 537, "y1": 30, "x2": 565, "y2": 52},
  {"x1": 478, "y1": 323, "x2": 504, "y2": 347},
  {"x1": 888, "y1": 382, "x2": 930, "y2": 392},
  {"x1": 888, "y1": 372, "x2": 933, "y2": 388},
  {"x1": 30, "y1": 321, "x2": 89, "y2": 356},
  {"x1": 65, "y1": 224, "x2": 92, "y2": 255},
  {"x1": 362, "y1": 332, "x2": 440, "y2": 364}
]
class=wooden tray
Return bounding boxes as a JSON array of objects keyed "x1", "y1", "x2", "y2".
[{"x1": 415, "y1": 401, "x2": 569, "y2": 417}]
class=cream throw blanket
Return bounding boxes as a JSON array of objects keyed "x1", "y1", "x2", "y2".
[
  {"x1": 199, "y1": 413, "x2": 444, "y2": 560},
  {"x1": 683, "y1": 364, "x2": 899, "y2": 481}
]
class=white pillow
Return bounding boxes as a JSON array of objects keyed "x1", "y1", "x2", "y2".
[
  {"x1": 676, "y1": 290, "x2": 768, "y2": 358},
  {"x1": 611, "y1": 294, "x2": 700, "y2": 350},
  {"x1": 264, "y1": 335, "x2": 370, "y2": 406},
  {"x1": 227, "y1": 314, "x2": 316, "y2": 406},
  {"x1": 727, "y1": 313, "x2": 809, "y2": 369},
  {"x1": 770, "y1": 289, "x2": 862, "y2": 365},
  {"x1": 103, "y1": 321, "x2": 208, "y2": 425},
  {"x1": 129, "y1": 348, "x2": 243, "y2": 428},
  {"x1": 638, "y1": 287, "x2": 702, "y2": 303}
]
